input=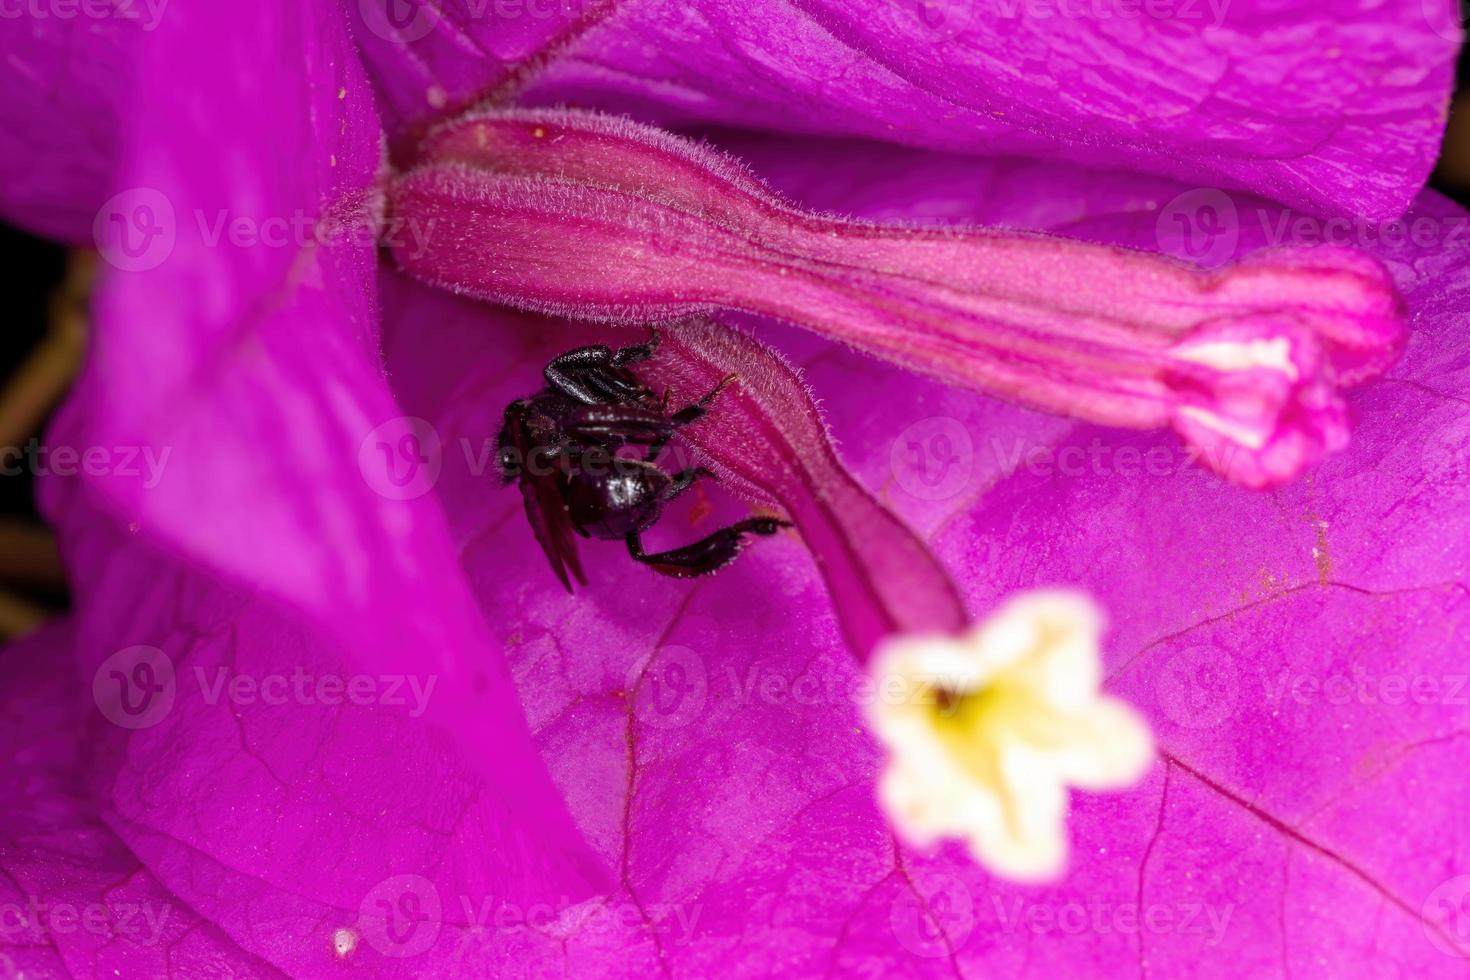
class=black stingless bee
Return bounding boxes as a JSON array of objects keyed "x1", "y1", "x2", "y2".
[{"x1": 497, "y1": 332, "x2": 786, "y2": 589}]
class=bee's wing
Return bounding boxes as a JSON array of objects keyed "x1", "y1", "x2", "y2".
[
  {"x1": 504, "y1": 400, "x2": 587, "y2": 592},
  {"x1": 518, "y1": 470, "x2": 587, "y2": 593}
]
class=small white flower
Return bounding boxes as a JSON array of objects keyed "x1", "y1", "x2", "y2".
[{"x1": 866, "y1": 590, "x2": 1153, "y2": 882}]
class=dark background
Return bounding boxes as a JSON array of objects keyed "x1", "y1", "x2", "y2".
[
  {"x1": 3, "y1": 50, "x2": 1470, "y2": 623},
  {"x1": 0, "y1": 224, "x2": 64, "y2": 521}
]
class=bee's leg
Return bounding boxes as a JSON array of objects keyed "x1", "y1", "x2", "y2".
[
  {"x1": 544, "y1": 345, "x2": 654, "y2": 406},
  {"x1": 610, "y1": 327, "x2": 659, "y2": 366},
  {"x1": 625, "y1": 517, "x2": 787, "y2": 578},
  {"x1": 661, "y1": 467, "x2": 713, "y2": 504},
  {"x1": 648, "y1": 374, "x2": 738, "y2": 461},
  {"x1": 544, "y1": 345, "x2": 619, "y2": 403},
  {"x1": 671, "y1": 373, "x2": 737, "y2": 426},
  {"x1": 563, "y1": 404, "x2": 674, "y2": 446}
]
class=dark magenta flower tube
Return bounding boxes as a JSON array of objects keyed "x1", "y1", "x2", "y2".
[
  {"x1": 632, "y1": 318, "x2": 969, "y2": 659},
  {"x1": 386, "y1": 107, "x2": 1406, "y2": 490}
]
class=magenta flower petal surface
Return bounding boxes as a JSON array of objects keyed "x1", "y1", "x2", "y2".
[
  {"x1": 45, "y1": 479, "x2": 619, "y2": 975},
  {"x1": 344, "y1": 0, "x2": 598, "y2": 134},
  {"x1": 48, "y1": 0, "x2": 606, "y2": 923},
  {"x1": 525, "y1": 0, "x2": 1459, "y2": 219},
  {"x1": 0, "y1": 625, "x2": 278, "y2": 976},
  {"x1": 352, "y1": 0, "x2": 1457, "y2": 219},
  {"x1": 1, "y1": 2, "x2": 1455, "y2": 249},
  {"x1": 0, "y1": 13, "x2": 145, "y2": 241},
  {"x1": 1, "y1": 1, "x2": 1466, "y2": 974}
]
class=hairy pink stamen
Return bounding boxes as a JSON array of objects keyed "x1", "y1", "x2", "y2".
[{"x1": 386, "y1": 107, "x2": 1406, "y2": 489}]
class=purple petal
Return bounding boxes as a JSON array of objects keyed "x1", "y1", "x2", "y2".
[
  {"x1": 345, "y1": 0, "x2": 612, "y2": 137},
  {"x1": 507, "y1": 0, "x2": 1455, "y2": 219},
  {"x1": 51, "y1": 0, "x2": 605, "y2": 921},
  {"x1": 46, "y1": 482, "x2": 612, "y2": 974},
  {"x1": 0, "y1": 11, "x2": 145, "y2": 240},
  {"x1": 934, "y1": 188, "x2": 1470, "y2": 968},
  {"x1": 3, "y1": 9, "x2": 1462, "y2": 970},
  {"x1": 348, "y1": 1, "x2": 1459, "y2": 218},
  {"x1": 0, "y1": 624, "x2": 281, "y2": 976},
  {"x1": 376, "y1": 268, "x2": 903, "y2": 971}
]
